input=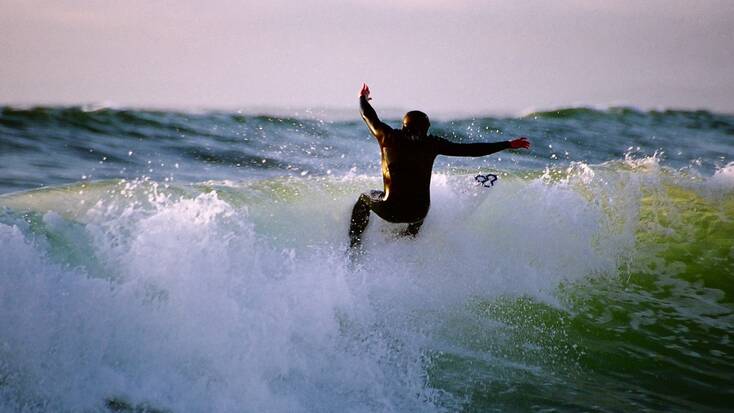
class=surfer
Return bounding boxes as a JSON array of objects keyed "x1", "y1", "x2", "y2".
[{"x1": 349, "y1": 83, "x2": 530, "y2": 252}]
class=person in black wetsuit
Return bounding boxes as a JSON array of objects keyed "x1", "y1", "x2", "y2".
[{"x1": 348, "y1": 83, "x2": 531, "y2": 252}]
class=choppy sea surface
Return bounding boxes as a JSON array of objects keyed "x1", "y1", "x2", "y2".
[{"x1": 1, "y1": 105, "x2": 733, "y2": 412}]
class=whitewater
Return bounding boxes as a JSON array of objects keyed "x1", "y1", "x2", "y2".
[{"x1": 0, "y1": 106, "x2": 732, "y2": 412}]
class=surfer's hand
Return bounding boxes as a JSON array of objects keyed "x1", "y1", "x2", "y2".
[
  {"x1": 360, "y1": 83, "x2": 372, "y2": 101},
  {"x1": 509, "y1": 137, "x2": 530, "y2": 149}
]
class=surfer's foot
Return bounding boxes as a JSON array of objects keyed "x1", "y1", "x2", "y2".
[{"x1": 399, "y1": 220, "x2": 423, "y2": 238}]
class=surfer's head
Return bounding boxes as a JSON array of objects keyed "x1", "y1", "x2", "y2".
[{"x1": 402, "y1": 111, "x2": 430, "y2": 136}]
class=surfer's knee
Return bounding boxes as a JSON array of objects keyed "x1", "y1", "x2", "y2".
[{"x1": 358, "y1": 193, "x2": 371, "y2": 205}]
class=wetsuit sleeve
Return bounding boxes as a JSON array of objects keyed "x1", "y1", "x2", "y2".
[
  {"x1": 432, "y1": 136, "x2": 511, "y2": 157},
  {"x1": 360, "y1": 96, "x2": 392, "y2": 143}
]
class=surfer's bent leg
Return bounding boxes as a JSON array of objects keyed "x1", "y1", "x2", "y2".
[{"x1": 349, "y1": 190, "x2": 384, "y2": 250}]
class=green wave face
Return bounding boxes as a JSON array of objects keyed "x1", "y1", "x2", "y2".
[{"x1": 425, "y1": 174, "x2": 734, "y2": 411}]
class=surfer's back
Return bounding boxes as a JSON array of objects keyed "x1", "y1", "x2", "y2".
[{"x1": 378, "y1": 130, "x2": 439, "y2": 204}]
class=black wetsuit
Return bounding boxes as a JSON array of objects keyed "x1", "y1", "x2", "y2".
[{"x1": 349, "y1": 96, "x2": 510, "y2": 249}]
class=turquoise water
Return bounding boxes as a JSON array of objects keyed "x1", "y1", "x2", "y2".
[{"x1": 0, "y1": 106, "x2": 733, "y2": 412}]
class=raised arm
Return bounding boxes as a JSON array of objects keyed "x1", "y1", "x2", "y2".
[
  {"x1": 359, "y1": 83, "x2": 392, "y2": 142},
  {"x1": 434, "y1": 136, "x2": 530, "y2": 157}
]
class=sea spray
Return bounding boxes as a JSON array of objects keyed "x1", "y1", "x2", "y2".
[{"x1": 0, "y1": 164, "x2": 655, "y2": 412}]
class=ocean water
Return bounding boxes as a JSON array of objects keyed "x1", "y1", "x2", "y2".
[{"x1": 0, "y1": 105, "x2": 733, "y2": 412}]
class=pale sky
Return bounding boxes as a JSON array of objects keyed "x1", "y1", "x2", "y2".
[{"x1": 1, "y1": 0, "x2": 733, "y2": 115}]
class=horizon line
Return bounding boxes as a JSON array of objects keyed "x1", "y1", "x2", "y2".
[{"x1": 1, "y1": 100, "x2": 732, "y2": 120}]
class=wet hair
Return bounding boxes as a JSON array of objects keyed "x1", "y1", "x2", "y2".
[{"x1": 402, "y1": 111, "x2": 430, "y2": 136}]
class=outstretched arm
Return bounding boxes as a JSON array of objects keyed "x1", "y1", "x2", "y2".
[
  {"x1": 435, "y1": 136, "x2": 530, "y2": 157},
  {"x1": 359, "y1": 83, "x2": 392, "y2": 142}
]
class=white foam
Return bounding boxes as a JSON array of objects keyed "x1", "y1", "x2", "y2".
[
  {"x1": 710, "y1": 162, "x2": 734, "y2": 189},
  {"x1": 0, "y1": 171, "x2": 642, "y2": 412},
  {"x1": 623, "y1": 149, "x2": 663, "y2": 172}
]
